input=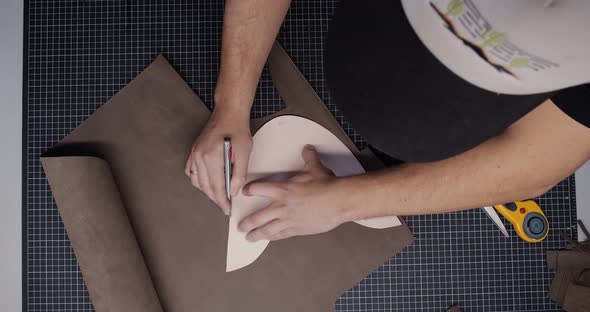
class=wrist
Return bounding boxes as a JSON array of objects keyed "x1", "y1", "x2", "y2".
[
  {"x1": 214, "y1": 87, "x2": 255, "y2": 117},
  {"x1": 212, "y1": 98, "x2": 251, "y2": 118},
  {"x1": 330, "y1": 176, "x2": 365, "y2": 223}
]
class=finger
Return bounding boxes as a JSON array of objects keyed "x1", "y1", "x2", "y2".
[
  {"x1": 302, "y1": 145, "x2": 334, "y2": 176},
  {"x1": 230, "y1": 140, "x2": 251, "y2": 197},
  {"x1": 245, "y1": 219, "x2": 288, "y2": 242},
  {"x1": 290, "y1": 171, "x2": 314, "y2": 183},
  {"x1": 302, "y1": 144, "x2": 323, "y2": 171},
  {"x1": 242, "y1": 181, "x2": 285, "y2": 198},
  {"x1": 238, "y1": 206, "x2": 284, "y2": 233},
  {"x1": 195, "y1": 154, "x2": 212, "y2": 199},
  {"x1": 190, "y1": 169, "x2": 201, "y2": 189},
  {"x1": 185, "y1": 154, "x2": 192, "y2": 177},
  {"x1": 187, "y1": 152, "x2": 200, "y2": 188},
  {"x1": 207, "y1": 156, "x2": 231, "y2": 215},
  {"x1": 269, "y1": 228, "x2": 297, "y2": 241}
]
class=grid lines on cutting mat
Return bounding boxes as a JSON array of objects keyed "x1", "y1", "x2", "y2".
[{"x1": 25, "y1": 1, "x2": 574, "y2": 311}]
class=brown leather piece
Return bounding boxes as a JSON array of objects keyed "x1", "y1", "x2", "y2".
[
  {"x1": 549, "y1": 269, "x2": 581, "y2": 306},
  {"x1": 577, "y1": 269, "x2": 590, "y2": 286},
  {"x1": 41, "y1": 157, "x2": 163, "y2": 312},
  {"x1": 446, "y1": 305, "x2": 463, "y2": 312},
  {"x1": 547, "y1": 250, "x2": 590, "y2": 271},
  {"x1": 562, "y1": 283, "x2": 590, "y2": 312},
  {"x1": 546, "y1": 239, "x2": 590, "y2": 311},
  {"x1": 42, "y1": 43, "x2": 414, "y2": 312}
]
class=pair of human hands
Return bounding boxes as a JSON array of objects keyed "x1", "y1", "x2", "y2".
[{"x1": 185, "y1": 108, "x2": 346, "y2": 241}]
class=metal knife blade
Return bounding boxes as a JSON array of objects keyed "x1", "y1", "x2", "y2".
[{"x1": 482, "y1": 206, "x2": 509, "y2": 238}]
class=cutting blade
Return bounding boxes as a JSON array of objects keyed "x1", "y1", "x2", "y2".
[{"x1": 482, "y1": 206, "x2": 509, "y2": 238}]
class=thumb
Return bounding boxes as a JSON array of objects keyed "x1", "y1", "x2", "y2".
[
  {"x1": 230, "y1": 141, "x2": 251, "y2": 196},
  {"x1": 302, "y1": 145, "x2": 323, "y2": 171}
]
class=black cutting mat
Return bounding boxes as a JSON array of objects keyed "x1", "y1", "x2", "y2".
[{"x1": 24, "y1": 1, "x2": 576, "y2": 311}]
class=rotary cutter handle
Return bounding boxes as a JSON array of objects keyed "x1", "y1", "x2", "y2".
[{"x1": 494, "y1": 200, "x2": 549, "y2": 243}]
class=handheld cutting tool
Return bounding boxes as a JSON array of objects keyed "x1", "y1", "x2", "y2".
[
  {"x1": 224, "y1": 138, "x2": 232, "y2": 202},
  {"x1": 483, "y1": 200, "x2": 549, "y2": 243}
]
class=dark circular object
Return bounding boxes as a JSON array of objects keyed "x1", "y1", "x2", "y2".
[
  {"x1": 523, "y1": 212, "x2": 548, "y2": 240},
  {"x1": 528, "y1": 217, "x2": 545, "y2": 235},
  {"x1": 325, "y1": 0, "x2": 554, "y2": 162}
]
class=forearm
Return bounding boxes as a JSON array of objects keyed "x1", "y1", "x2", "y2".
[
  {"x1": 339, "y1": 100, "x2": 590, "y2": 220},
  {"x1": 215, "y1": 0, "x2": 291, "y2": 114}
]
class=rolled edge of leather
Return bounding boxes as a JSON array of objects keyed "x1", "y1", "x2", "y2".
[{"x1": 41, "y1": 156, "x2": 163, "y2": 312}]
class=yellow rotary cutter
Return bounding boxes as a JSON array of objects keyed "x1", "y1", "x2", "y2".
[{"x1": 483, "y1": 200, "x2": 549, "y2": 243}]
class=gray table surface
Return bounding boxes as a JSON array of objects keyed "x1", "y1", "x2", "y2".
[
  {"x1": 1, "y1": 1, "x2": 588, "y2": 311},
  {"x1": 0, "y1": 0, "x2": 23, "y2": 311}
]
